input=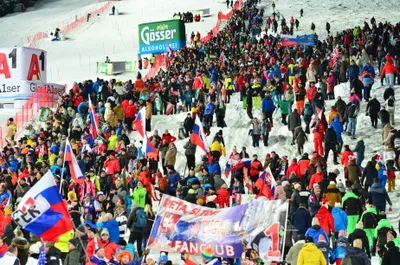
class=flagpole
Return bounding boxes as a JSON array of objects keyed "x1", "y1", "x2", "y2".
[{"x1": 59, "y1": 140, "x2": 68, "y2": 194}]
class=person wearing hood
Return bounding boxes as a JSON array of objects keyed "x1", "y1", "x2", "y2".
[
  {"x1": 315, "y1": 200, "x2": 335, "y2": 237},
  {"x1": 292, "y1": 203, "x2": 312, "y2": 237},
  {"x1": 353, "y1": 138, "x2": 365, "y2": 169},
  {"x1": 332, "y1": 202, "x2": 348, "y2": 238},
  {"x1": 294, "y1": 126, "x2": 308, "y2": 155},
  {"x1": 343, "y1": 239, "x2": 371, "y2": 265},
  {"x1": 323, "y1": 182, "x2": 342, "y2": 208},
  {"x1": 286, "y1": 235, "x2": 306, "y2": 265},
  {"x1": 45, "y1": 242, "x2": 62, "y2": 265},
  {"x1": 305, "y1": 218, "x2": 329, "y2": 244},
  {"x1": 297, "y1": 236, "x2": 326, "y2": 265},
  {"x1": 308, "y1": 166, "x2": 325, "y2": 190},
  {"x1": 324, "y1": 126, "x2": 339, "y2": 164},
  {"x1": 369, "y1": 178, "x2": 392, "y2": 214},
  {"x1": 345, "y1": 158, "x2": 362, "y2": 186},
  {"x1": 342, "y1": 187, "x2": 363, "y2": 234}
]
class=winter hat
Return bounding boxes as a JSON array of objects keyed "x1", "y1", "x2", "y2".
[
  {"x1": 334, "y1": 202, "x2": 342, "y2": 208},
  {"x1": 68, "y1": 238, "x2": 79, "y2": 248},
  {"x1": 188, "y1": 189, "x2": 195, "y2": 195},
  {"x1": 338, "y1": 230, "x2": 346, "y2": 237},
  {"x1": 282, "y1": 180, "x2": 290, "y2": 187},
  {"x1": 318, "y1": 234, "x2": 326, "y2": 243},
  {"x1": 333, "y1": 168, "x2": 340, "y2": 176},
  {"x1": 329, "y1": 181, "x2": 336, "y2": 185},
  {"x1": 196, "y1": 198, "x2": 204, "y2": 205},
  {"x1": 29, "y1": 242, "x2": 42, "y2": 254},
  {"x1": 159, "y1": 253, "x2": 168, "y2": 263},
  {"x1": 294, "y1": 183, "x2": 301, "y2": 190},
  {"x1": 201, "y1": 247, "x2": 214, "y2": 260},
  {"x1": 321, "y1": 198, "x2": 329, "y2": 204},
  {"x1": 206, "y1": 195, "x2": 217, "y2": 203},
  {"x1": 146, "y1": 255, "x2": 155, "y2": 262},
  {"x1": 101, "y1": 228, "x2": 109, "y2": 236},
  {"x1": 266, "y1": 153, "x2": 271, "y2": 158},
  {"x1": 311, "y1": 218, "x2": 319, "y2": 226},
  {"x1": 118, "y1": 239, "x2": 127, "y2": 246}
]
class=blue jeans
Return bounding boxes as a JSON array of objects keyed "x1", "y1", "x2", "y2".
[
  {"x1": 386, "y1": 74, "x2": 395, "y2": 87},
  {"x1": 347, "y1": 118, "x2": 357, "y2": 137},
  {"x1": 337, "y1": 134, "x2": 343, "y2": 153}
]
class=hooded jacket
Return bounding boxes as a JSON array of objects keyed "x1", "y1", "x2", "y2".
[
  {"x1": 292, "y1": 207, "x2": 312, "y2": 235},
  {"x1": 305, "y1": 225, "x2": 329, "y2": 244},
  {"x1": 323, "y1": 183, "x2": 342, "y2": 207},
  {"x1": 297, "y1": 243, "x2": 326, "y2": 265},
  {"x1": 368, "y1": 183, "x2": 391, "y2": 207},
  {"x1": 331, "y1": 207, "x2": 348, "y2": 232},
  {"x1": 286, "y1": 240, "x2": 305, "y2": 265},
  {"x1": 315, "y1": 206, "x2": 335, "y2": 235}
]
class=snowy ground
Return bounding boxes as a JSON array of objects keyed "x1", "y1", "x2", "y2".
[{"x1": 1, "y1": 0, "x2": 400, "y2": 264}]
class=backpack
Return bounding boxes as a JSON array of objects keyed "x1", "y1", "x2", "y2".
[
  {"x1": 342, "y1": 255, "x2": 364, "y2": 265},
  {"x1": 362, "y1": 212, "x2": 378, "y2": 228},
  {"x1": 133, "y1": 208, "x2": 147, "y2": 229},
  {"x1": 388, "y1": 99, "x2": 394, "y2": 107}
]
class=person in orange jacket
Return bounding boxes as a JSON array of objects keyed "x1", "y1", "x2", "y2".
[
  {"x1": 315, "y1": 199, "x2": 335, "y2": 237},
  {"x1": 309, "y1": 166, "x2": 324, "y2": 189},
  {"x1": 313, "y1": 128, "x2": 324, "y2": 157},
  {"x1": 134, "y1": 73, "x2": 145, "y2": 92}
]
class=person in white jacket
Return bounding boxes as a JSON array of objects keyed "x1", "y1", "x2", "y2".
[
  {"x1": 0, "y1": 245, "x2": 20, "y2": 265},
  {"x1": 286, "y1": 236, "x2": 306, "y2": 265},
  {"x1": 25, "y1": 242, "x2": 42, "y2": 265},
  {"x1": 383, "y1": 95, "x2": 395, "y2": 125}
]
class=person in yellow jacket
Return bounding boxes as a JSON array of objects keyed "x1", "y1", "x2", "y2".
[
  {"x1": 210, "y1": 140, "x2": 226, "y2": 161},
  {"x1": 6, "y1": 118, "x2": 17, "y2": 142},
  {"x1": 224, "y1": 76, "x2": 233, "y2": 103},
  {"x1": 297, "y1": 239, "x2": 326, "y2": 265},
  {"x1": 55, "y1": 229, "x2": 75, "y2": 259},
  {"x1": 107, "y1": 131, "x2": 118, "y2": 151},
  {"x1": 48, "y1": 150, "x2": 58, "y2": 166},
  {"x1": 113, "y1": 103, "x2": 125, "y2": 122}
]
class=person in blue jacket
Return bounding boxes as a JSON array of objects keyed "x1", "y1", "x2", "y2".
[
  {"x1": 261, "y1": 93, "x2": 275, "y2": 125},
  {"x1": 8, "y1": 155, "x2": 19, "y2": 173},
  {"x1": 347, "y1": 60, "x2": 360, "y2": 84},
  {"x1": 292, "y1": 203, "x2": 312, "y2": 237},
  {"x1": 210, "y1": 68, "x2": 219, "y2": 84},
  {"x1": 204, "y1": 102, "x2": 215, "y2": 128},
  {"x1": 78, "y1": 100, "x2": 89, "y2": 121},
  {"x1": 208, "y1": 161, "x2": 221, "y2": 176},
  {"x1": 305, "y1": 217, "x2": 329, "y2": 244},
  {"x1": 97, "y1": 213, "x2": 120, "y2": 243},
  {"x1": 333, "y1": 230, "x2": 349, "y2": 264},
  {"x1": 166, "y1": 166, "x2": 180, "y2": 196},
  {"x1": 330, "y1": 116, "x2": 344, "y2": 153},
  {"x1": 331, "y1": 202, "x2": 348, "y2": 238}
]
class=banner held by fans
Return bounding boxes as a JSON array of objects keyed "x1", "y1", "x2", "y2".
[{"x1": 147, "y1": 195, "x2": 288, "y2": 261}]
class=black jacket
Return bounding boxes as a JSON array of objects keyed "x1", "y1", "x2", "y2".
[
  {"x1": 384, "y1": 87, "x2": 395, "y2": 101},
  {"x1": 46, "y1": 246, "x2": 62, "y2": 265},
  {"x1": 324, "y1": 128, "x2": 337, "y2": 147},
  {"x1": 362, "y1": 161, "x2": 378, "y2": 185},
  {"x1": 348, "y1": 229, "x2": 371, "y2": 258},
  {"x1": 366, "y1": 98, "x2": 381, "y2": 115},
  {"x1": 379, "y1": 109, "x2": 390, "y2": 123},
  {"x1": 382, "y1": 244, "x2": 400, "y2": 265}
]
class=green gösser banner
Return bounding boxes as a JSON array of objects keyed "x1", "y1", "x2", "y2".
[{"x1": 138, "y1": 20, "x2": 186, "y2": 54}]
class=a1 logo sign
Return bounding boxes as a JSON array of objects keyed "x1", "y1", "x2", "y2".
[{"x1": 0, "y1": 48, "x2": 45, "y2": 81}]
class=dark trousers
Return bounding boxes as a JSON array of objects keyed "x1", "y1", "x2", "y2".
[
  {"x1": 211, "y1": 151, "x2": 220, "y2": 162},
  {"x1": 186, "y1": 154, "x2": 195, "y2": 170},
  {"x1": 263, "y1": 111, "x2": 273, "y2": 125},
  {"x1": 126, "y1": 117, "x2": 134, "y2": 130},
  {"x1": 370, "y1": 114, "x2": 378, "y2": 128},
  {"x1": 129, "y1": 231, "x2": 144, "y2": 256},
  {"x1": 281, "y1": 114, "x2": 287, "y2": 125},
  {"x1": 324, "y1": 145, "x2": 338, "y2": 163},
  {"x1": 145, "y1": 118, "x2": 151, "y2": 132},
  {"x1": 262, "y1": 132, "x2": 269, "y2": 146},
  {"x1": 252, "y1": 134, "x2": 260, "y2": 147}
]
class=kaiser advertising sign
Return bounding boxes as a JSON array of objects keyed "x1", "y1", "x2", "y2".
[
  {"x1": 138, "y1": 20, "x2": 186, "y2": 54},
  {"x1": 147, "y1": 195, "x2": 288, "y2": 261}
]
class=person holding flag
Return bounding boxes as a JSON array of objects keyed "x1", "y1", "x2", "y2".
[{"x1": 191, "y1": 114, "x2": 212, "y2": 164}]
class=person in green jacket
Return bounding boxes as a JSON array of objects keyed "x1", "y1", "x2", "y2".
[
  {"x1": 342, "y1": 190, "x2": 363, "y2": 234},
  {"x1": 64, "y1": 239, "x2": 80, "y2": 265},
  {"x1": 277, "y1": 99, "x2": 290, "y2": 125},
  {"x1": 360, "y1": 206, "x2": 378, "y2": 252},
  {"x1": 224, "y1": 76, "x2": 233, "y2": 103},
  {"x1": 108, "y1": 130, "x2": 118, "y2": 151},
  {"x1": 132, "y1": 181, "x2": 147, "y2": 208}
]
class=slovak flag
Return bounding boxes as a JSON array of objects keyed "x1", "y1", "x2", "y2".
[
  {"x1": 191, "y1": 115, "x2": 211, "y2": 163},
  {"x1": 11, "y1": 171, "x2": 73, "y2": 242},
  {"x1": 133, "y1": 107, "x2": 146, "y2": 137},
  {"x1": 88, "y1": 96, "x2": 100, "y2": 139},
  {"x1": 65, "y1": 139, "x2": 85, "y2": 184},
  {"x1": 167, "y1": 44, "x2": 175, "y2": 57},
  {"x1": 142, "y1": 132, "x2": 159, "y2": 160},
  {"x1": 255, "y1": 166, "x2": 277, "y2": 200}
]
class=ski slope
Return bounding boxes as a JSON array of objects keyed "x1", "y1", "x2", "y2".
[{"x1": 1, "y1": 0, "x2": 400, "y2": 264}]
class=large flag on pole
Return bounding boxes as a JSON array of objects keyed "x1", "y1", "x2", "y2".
[
  {"x1": 11, "y1": 171, "x2": 73, "y2": 242},
  {"x1": 191, "y1": 115, "x2": 212, "y2": 163},
  {"x1": 88, "y1": 96, "x2": 100, "y2": 139},
  {"x1": 133, "y1": 107, "x2": 146, "y2": 137},
  {"x1": 65, "y1": 139, "x2": 85, "y2": 184},
  {"x1": 255, "y1": 166, "x2": 277, "y2": 200}
]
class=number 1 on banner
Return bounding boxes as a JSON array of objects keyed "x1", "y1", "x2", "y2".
[{"x1": 264, "y1": 222, "x2": 280, "y2": 259}]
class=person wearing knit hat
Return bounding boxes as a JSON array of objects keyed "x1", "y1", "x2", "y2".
[
  {"x1": 145, "y1": 254, "x2": 156, "y2": 265},
  {"x1": 201, "y1": 247, "x2": 214, "y2": 262},
  {"x1": 27, "y1": 241, "x2": 42, "y2": 264},
  {"x1": 334, "y1": 230, "x2": 349, "y2": 265},
  {"x1": 305, "y1": 218, "x2": 329, "y2": 244},
  {"x1": 159, "y1": 253, "x2": 168, "y2": 264},
  {"x1": 196, "y1": 198, "x2": 204, "y2": 205},
  {"x1": 117, "y1": 250, "x2": 133, "y2": 265},
  {"x1": 65, "y1": 239, "x2": 80, "y2": 265}
]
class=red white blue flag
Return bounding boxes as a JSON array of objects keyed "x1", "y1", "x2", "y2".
[
  {"x1": 88, "y1": 96, "x2": 100, "y2": 139},
  {"x1": 11, "y1": 171, "x2": 73, "y2": 242},
  {"x1": 133, "y1": 107, "x2": 146, "y2": 137},
  {"x1": 255, "y1": 166, "x2": 276, "y2": 200},
  {"x1": 190, "y1": 115, "x2": 211, "y2": 163},
  {"x1": 65, "y1": 139, "x2": 85, "y2": 184}
]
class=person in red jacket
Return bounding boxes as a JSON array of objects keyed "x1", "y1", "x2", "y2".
[
  {"x1": 104, "y1": 152, "x2": 121, "y2": 175},
  {"x1": 161, "y1": 130, "x2": 177, "y2": 143},
  {"x1": 315, "y1": 200, "x2": 335, "y2": 236},
  {"x1": 313, "y1": 128, "x2": 324, "y2": 157},
  {"x1": 341, "y1": 145, "x2": 354, "y2": 168},
  {"x1": 380, "y1": 60, "x2": 399, "y2": 87},
  {"x1": 298, "y1": 153, "x2": 310, "y2": 178},
  {"x1": 308, "y1": 166, "x2": 324, "y2": 189},
  {"x1": 286, "y1": 158, "x2": 301, "y2": 179},
  {"x1": 249, "y1": 154, "x2": 263, "y2": 182},
  {"x1": 124, "y1": 100, "x2": 137, "y2": 131},
  {"x1": 215, "y1": 184, "x2": 230, "y2": 208}
]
